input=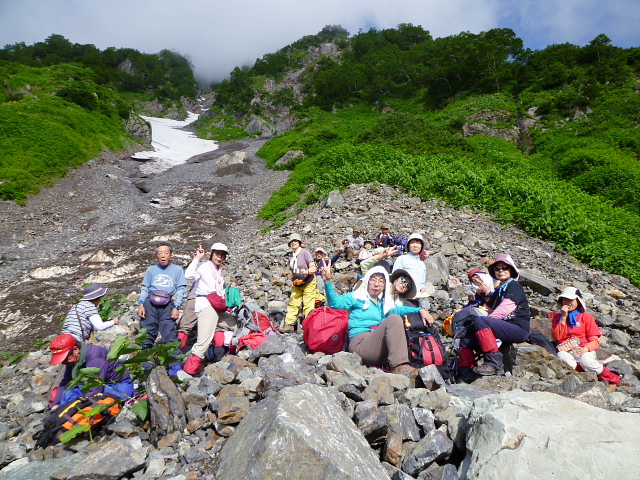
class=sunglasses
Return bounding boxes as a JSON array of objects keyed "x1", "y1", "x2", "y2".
[
  {"x1": 494, "y1": 265, "x2": 511, "y2": 271},
  {"x1": 398, "y1": 276, "x2": 413, "y2": 290}
]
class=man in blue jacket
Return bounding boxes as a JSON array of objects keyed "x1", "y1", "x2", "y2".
[{"x1": 137, "y1": 242, "x2": 186, "y2": 350}]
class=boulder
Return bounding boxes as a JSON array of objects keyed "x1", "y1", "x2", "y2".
[
  {"x1": 146, "y1": 367, "x2": 187, "y2": 446},
  {"x1": 215, "y1": 383, "x2": 389, "y2": 480},
  {"x1": 460, "y1": 390, "x2": 640, "y2": 479},
  {"x1": 217, "y1": 151, "x2": 247, "y2": 167},
  {"x1": 322, "y1": 190, "x2": 345, "y2": 209},
  {"x1": 66, "y1": 438, "x2": 147, "y2": 480}
]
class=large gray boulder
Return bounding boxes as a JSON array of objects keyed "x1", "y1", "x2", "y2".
[
  {"x1": 215, "y1": 383, "x2": 389, "y2": 480},
  {"x1": 460, "y1": 390, "x2": 640, "y2": 479}
]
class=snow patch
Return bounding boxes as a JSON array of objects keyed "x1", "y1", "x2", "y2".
[{"x1": 132, "y1": 112, "x2": 218, "y2": 174}]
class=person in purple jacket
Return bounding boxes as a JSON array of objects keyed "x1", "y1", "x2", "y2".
[{"x1": 48, "y1": 334, "x2": 133, "y2": 409}]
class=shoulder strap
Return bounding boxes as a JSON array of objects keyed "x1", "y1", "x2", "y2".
[{"x1": 75, "y1": 306, "x2": 86, "y2": 340}]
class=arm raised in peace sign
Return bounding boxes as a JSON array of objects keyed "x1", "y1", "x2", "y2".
[{"x1": 320, "y1": 259, "x2": 333, "y2": 282}]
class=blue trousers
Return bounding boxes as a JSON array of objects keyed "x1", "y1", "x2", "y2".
[
  {"x1": 140, "y1": 299, "x2": 179, "y2": 349},
  {"x1": 459, "y1": 316, "x2": 529, "y2": 352},
  {"x1": 59, "y1": 379, "x2": 135, "y2": 404}
]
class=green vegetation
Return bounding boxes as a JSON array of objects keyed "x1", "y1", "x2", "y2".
[
  {"x1": 0, "y1": 35, "x2": 197, "y2": 203},
  {"x1": 209, "y1": 26, "x2": 640, "y2": 285},
  {"x1": 60, "y1": 329, "x2": 184, "y2": 443},
  {"x1": 0, "y1": 62, "x2": 132, "y2": 203}
]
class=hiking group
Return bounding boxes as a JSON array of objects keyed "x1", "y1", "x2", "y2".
[{"x1": 46, "y1": 225, "x2": 628, "y2": 419}]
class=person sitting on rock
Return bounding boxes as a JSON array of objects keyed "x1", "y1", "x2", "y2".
[
  {"x1": 281, "y1": 234, "x2": 317, "y2": 333},
  {"x1": 137, "y1": 242, "x2": 186, "y2": 350},
  {"x1": 465, "y1": 269, "x2": 497, "y2": 308},
  {"x1": 321, "y1": 263, "x2": 433, "y2": 375},
  {"x1": 358, "y1": 240, "x2": 376, "y2": 263},
  {"x1": 552, "y1": 287, "x2": 624, "y2": 385},
  {"x1": 61, "y1": 284, "x2": 120, "y2": 342},
  {"x1": 49, "y1": 334, "x2": 134, "y2": 409},
  {"x1": 343, "y1": 227, "x2": 365, "y2": 259},
  {"x1": 392, "y1": 233, "x2": 430, "y2": 309},
  {"x1": 183, "y1": 243, "x2": 238, "y2": 375},
  {"x1": 458, "y1": 254, "x2": 531, "y2": 379},
  {"x1": 375, "y1": 224, "x2": 397, "y2": 248}
]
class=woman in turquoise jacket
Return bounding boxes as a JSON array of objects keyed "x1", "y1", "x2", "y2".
[{"x1": 321, "y1": 264, "x2": 433, "y2": 374}]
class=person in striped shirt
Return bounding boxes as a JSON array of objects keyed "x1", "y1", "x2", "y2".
[{"x1": 61, "y1": 284, "x2": 120, "y2": 342}]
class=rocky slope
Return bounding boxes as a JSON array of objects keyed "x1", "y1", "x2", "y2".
[{"x1": 1, "y1": 141, "x2": 640, "y2": 479}]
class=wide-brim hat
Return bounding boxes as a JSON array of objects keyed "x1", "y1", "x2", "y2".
[
  {"x1": 407, "y1": 232, "x2": 425, "y2": 252},
  {"x1": 315, "y1": 247, "x2": 327, "y2": 254},
  {"x1": 288, "y1": 233, "x2": 303, "y2": 246},
  {"x1": 210, "y1": 242, "x2": 229, "y2": 254},
  {"x1": 390, "y1": 269, "x2": 417, "y2": 299},
  {"x1": 557, "y1": 287, "x2": 586, "y2": 311},
  {"x1": 81, "y1": 283, "x2": 108, "y2": 301},
  {"x1": 380, "y1": 223, "x2": 391, "y2": 230},
  {"x1": 488, "y1": 253, "x2": 520, "y2": 280},
  {"x1": 49, "y1": 334, "x2": 77, "y2": 365},
  {"x1": 363, "y1": 240, "x2": 374, "y2": 248}
]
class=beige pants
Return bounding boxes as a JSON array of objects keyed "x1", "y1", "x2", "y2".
[
  {"x1": 178, "y1": 295, "x2": 197, "y2": 335},
  {"x1": 348, "y1": 314, "x2": 409, "y2": 369},
  {"x1": 191, "y1": 306, "x2": 237, "y2": 359},
  {"x1": 557, "y1": 350, "x2": 604, "y2": 375}
]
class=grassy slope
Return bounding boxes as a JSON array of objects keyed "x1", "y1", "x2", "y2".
[
  {"x1": 257, "y1": 89, "x2": 640, "y2": 285},
  {"x1": 0, "y1": 62, "x2": 135, "y2": 203}
]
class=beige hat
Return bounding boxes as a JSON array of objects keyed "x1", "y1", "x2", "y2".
[
  {"x1": 288, "y1": 233, "x2": 302, "y2": 247},
  {"x1": 557, "y1": 287, "x2": 586, "y2": 311}
]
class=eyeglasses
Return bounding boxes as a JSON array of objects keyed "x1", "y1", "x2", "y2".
[
  {"x1": 494, "y1": 265, "x2": 510, "y2": 271},
  {"x1": 398, "y1": 276, "x2": 412, "y2": 290}
]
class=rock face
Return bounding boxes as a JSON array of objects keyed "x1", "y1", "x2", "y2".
[
  {"x1": 215, "y1": 383, "x2": 390, "y2": 480},
  {"x1": 146, "y1": 367, "x2": 187, "y2": 446},
  {"x1": 460, "y1": 390, "x2": 640, "y2": 479}
]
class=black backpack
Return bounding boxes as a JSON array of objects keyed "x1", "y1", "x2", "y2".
[
  {"x1": 33, "y1": 394, "x2": 121, "y2": 449},
  {"x1": 404, "y1": 313, "x2": 452, "y2": 381}
]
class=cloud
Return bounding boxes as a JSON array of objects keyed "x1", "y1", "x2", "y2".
[{"x1": 0, "y1": 0, "x2": 637, "y2": 84}]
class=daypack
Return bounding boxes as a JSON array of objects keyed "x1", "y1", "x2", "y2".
[
  {"x1": 451, "y1": 306, "x2": 487, "y2": 336},
  {"x1": 33, "y1": 393, "x2": 121, "y2": 449},
  {"x1": 404, "y1": 313, "x2": 451, "y2": 380},
  {"x1": 302, "y1": 306, "x2": 349, "y2": 355},
  {"x1": 227, "y1": 304, "x2": 280, "y2": 353}
]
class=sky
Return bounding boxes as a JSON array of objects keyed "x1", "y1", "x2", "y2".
[{"x1": 1, "y1": 0, "x2": 638, "y2": 84}]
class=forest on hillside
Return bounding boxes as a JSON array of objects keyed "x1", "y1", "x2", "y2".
[
  {"x1": 0, "y1": 34, "x2": 196, "y2": 203},
  {"x1": 208, "y1": 25, "x2": 640, "y2": 285},
  {"x1": 1, "y1": 26, "x2": 640, "y2": 285}
]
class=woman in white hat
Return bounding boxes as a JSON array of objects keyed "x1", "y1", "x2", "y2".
[
  {"x1": 183, "y1": 243, "x2": 237, "y2": 375},
  {"x1": 457, "y1": 253, "x2": 531, "y2": 378},
  {"x1": 60, "y1": 283, "x2": 120, "y2": 342},
  {"x1": 552, "y1": 286, "x2": 623, "y2": 384},
  {"x1": 321, "y1": 264, "x2": 432, "y2": 374},
  {"x1": 392, "y1": 232, "x2": 429, "y2": 308}
]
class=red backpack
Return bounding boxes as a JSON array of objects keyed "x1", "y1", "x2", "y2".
[{"x1": 303, "y1": 306, "x2": 349, "y2": 355}]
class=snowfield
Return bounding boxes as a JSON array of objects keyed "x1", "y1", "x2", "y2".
[{"x1": 132, "y1": 112, "x2": 218, "y2": 173}]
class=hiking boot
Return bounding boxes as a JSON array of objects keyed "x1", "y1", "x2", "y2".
[
  {"x1": 456, "y1": 367, "x2": 479, "y2": 384},
  {"x1": 474, "y1": 352, "x2": 504, "y2": 376},
  {"x1": 474, "y1": 363, "x2": 503, "y2": 376},
  {"x1": 280, "y1": 324, "x2": 295, "y2": 333},
  {"x1": 391, "y1": 363, "x2": 418, "y2": 375}
]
